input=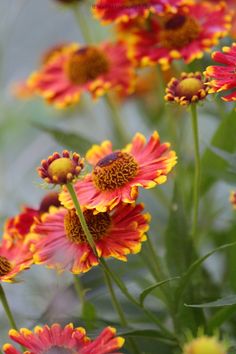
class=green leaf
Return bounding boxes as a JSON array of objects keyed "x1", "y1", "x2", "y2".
[
  {"x1": 33, "y1": 123, "x2": 94, "y2": 153},
  {"x1": 208, "y1": 305, "x2": 236, "y2": 332},
  {"x1": 119, "y1": 329, "x2": 176, "y2": 345},
  {"x1": 164, "y1": 182, "x2": 193, "y2": 276},
  {"x1": 82, "y1": 301, "x2": 97, "y2": 329},
  {"x1": 175, "y1": 242, "x2": 236, "y2": 309},
  {"x1": 139, "y1": 277, "x2": 179, "y2": 306},
  {"x1": 185, "y1": 295, "x2": 236, "y2": 308},
  {"x1": 201, "y1": 109, "x2": 236, "y2": 194}
]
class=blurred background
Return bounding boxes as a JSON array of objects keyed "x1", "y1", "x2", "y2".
[{"x1": 0, "y1": 1, "x2": 236, "y2": 352}]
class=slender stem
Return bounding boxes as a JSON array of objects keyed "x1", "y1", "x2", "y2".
[
  {"x1": 73, "y1": 275, "x2": 85, "y2": 313},
  {"x1": 0, "y1": 284, "x2": 17, "y2": 330},
  {"x1": 100, "y1": 259, "x2": 176, "y2": 340},
  {"x1": 103, "y1": 270, "x2": 141, "y2": 354},
  {"x1": 103, "y1": 270, "x2": 127, "y2": 326},
  {"x1": 66, "y1": 184, "x2": 176, "y2": 341},
  {"x1": 104, "y1": 95, "x2": 129, "y2": 145},
  {"x1": 66, "y1": 183, "x2": 98, "y2": 257},
  {"x1": 190, "y1": 104, "x2": 201, "y2": 243},
  {"x1": 71, "y1": 3, "x2": 93, "y2": 44}
]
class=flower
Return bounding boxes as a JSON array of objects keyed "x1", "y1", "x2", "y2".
[
  {"x1": 33, "y1": 203, "x2": 149, "y2": 273},
  {"x1": 203, "y1": 0, "x2": 236, "y2": 38},
  {"x1": 37, "y1": 150, "x2": 84, "y2": 185},
  {"x1": 165, "y1": 72, "x2": 209, "y2": 105},
  {"x1": 93, "y1": 0, "x2": 190, "y2": 24},
  {"x1": 0, "y1": 239, "x2": 33, "y2": 282},
  {"x1": 60, "y1": 131, "x2": 177, "y2": 212},
  {"x1": 3, "y1": 192, "x2": 61, "y2": 246},
  {"x1": 230, "y1": 191, "x2": 236, "y2": 209},
  {"x1": 118, "y1": 2, "x2": 231, "y2": 70},
  {"x1": 12, "y1": 43, "x2": 68, "y2": 100},
  {"x1": 205, "y1": 43, "x2": 236, "y2": 102},
  {"x1": 3, "y1": 324, "x2": 124, "y2": 354},
  {"x1": 28, "y1": 42, "x2": 136, "y2": 108},
  {"x1": 183, "y1": 335, "x2": 227, "y2": 354}
]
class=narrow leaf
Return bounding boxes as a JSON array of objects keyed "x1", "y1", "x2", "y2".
[
  {"x1": 119, "y1": 329, "x2": 176, "y2": 345},
  {"x1": 185, "y1": 295, "x2": 236, "y2": 308},
  {"x1": 201, "y1": 109, "x2": 236, "y2": 194},
  {"x1": 139, "y1": 277, "x2": 179, "y2": 306},
  {"x1": 33, "y1": 123, "x2": 94, "y2": 153},
  {"x1": 175, "y1": 242, "x2": 236, "y2": 309}
]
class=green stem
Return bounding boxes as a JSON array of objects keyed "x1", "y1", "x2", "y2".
[
  {"x1": 100, "y1": 259, "x2": 175, "y2": 340},
  {"x1": 104, "y1": 95, "x2": 129, "y2": 145},
  {"x1": 67, "y1": 184, "x2": 176, "y2": 341},
  {"x1": 190, "y1": 104, "x2": 201, "y2": 243},
  {"x1": 66, "y1": 183, "x2": 98, "y2": 257},
  {"x1": 73, "y1": 275, "x2": 85, "y2": 313},
  {"x1": 71, "y1": 3, "x2": 93, "y2": 44},
  {"x1": 0, "y1": 284, "x2": 17, "y2": 330},
  {"x1": 103, "y1": 270, "x2": 141, "y2": 354}
]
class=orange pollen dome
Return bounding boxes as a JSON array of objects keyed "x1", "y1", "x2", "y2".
[
  {"x1": 48, "y1": 158, "x2": 75, "y2": 183},
  {"x1": 176, "y1": 77, "x2": 203, "y2": 99},
  {"x1": 44, "y1": 347, "x2": 73, "y2": 354},
  {"x1": 64, "y1": 47, "x2": 110, "y2": 85},
  {"x1": 92, "y1": 151, "x2": 138, "y2": 191},
  {"x1": 0, "y1": 256, "x2": 12, "y2": 277},
  {"x1": 161, "y1": 14, "x2": 201, "y2": 49},
  {"x1": 64, "y1": 209, "x2": 111, "y2": 244}
]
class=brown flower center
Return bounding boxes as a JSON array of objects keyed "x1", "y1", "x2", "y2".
[
  {"x1": 160, "y1": 14, "x2": 201, "y2": 49},
  {"x1": 176, "y1": 77, "x2": 203, "y2": 99},
  {"x1": 39, "y1": 192, "x2": 61, "y2": 214},
  {"x1": 64, "y1": 209, "x2": 111, "y2": 244},
  {"x1": 0, "y1": 256, "x2": 12, "y2": 277},
  {"x1": 64, "y1": 47, "x2": 110, "y2": 85},
  {"x1": 43, "y1": 347, "x2": 74, "y2": 354},
  {"x1": 124, "y1": 0, "x2": 148, "y2": 6},
  {"x1": 92, "y1": 151, "x2": 138, "y2": 191}
]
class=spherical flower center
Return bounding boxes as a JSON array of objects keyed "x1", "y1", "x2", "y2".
[
  {"x1": 176, "y1": 77, "x2": 203, "y2": 99},
  {"x1": 65, "y1": 47, "x2": 110, "y2": 85},
  {"x1": 0, "y1": 256, "x2": 12, "y2": 277},
  {"x1": 48, "y1": 158, "x2": 75, "y2": 183},
  {"x1": 43, "y1": 347, "x2": 73, "y2": 354},
  {"x1": 92, "y1": 151, "x2": 138, "y2": 191},
  {"x1": 64, "y1": 209, "x2": 111, "y2": 244},
  {"x1": 161, "y1": 14, "x2": 201, "y2": 49}
]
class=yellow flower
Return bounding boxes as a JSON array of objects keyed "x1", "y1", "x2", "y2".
[{"x1": 183, "y1": 335, "x2": 227, "y2": 354}]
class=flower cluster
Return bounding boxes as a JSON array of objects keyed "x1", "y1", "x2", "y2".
[{"x1": 3, "y1": 324, "x2": 124, "y2": 354}]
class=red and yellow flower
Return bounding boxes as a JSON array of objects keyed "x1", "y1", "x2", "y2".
[
  {"x1": 0, "y1": 239, "x2": 33, "y2": 283},
  {"x1": 205, "y1": 43, "x2": 236, "y2": 102},
  {"x1": 117, "y1": 2, "x2": 231, "y2": 70},
  {"x1": 28, "y1": 42, "x2": 136, "y2": 108},
  {"x1": 12, "y1": 43, "x2": 68, "y2": 100},
  {"x1": 3, "y1": 192, "x2": 61, "y2": 247},
  {"x1": 60, "y1": 131, "x2": 176, "y2": 212},
  {"x1": 32, "y1": 203, "x2": 149, "y2": 273},
  {"x1": 3, "y1": 324, "x2": 124, "y2": 354},
  {"x1": 165, "y1": 72, "x2": 209, "y2": 106},
  {"x1": 204, "y1": 0, "x2": 236, "y2": 38},
  {"x1": 38, "y1": 150, "x2": 84, "y2": 185},
  {"x1": 93, "y1": 0, "x2": 191, "y2": 24}
]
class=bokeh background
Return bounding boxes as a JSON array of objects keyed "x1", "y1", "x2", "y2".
[{"x1": 0, "y1": 1, "x2": 235, "y2": 352}]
